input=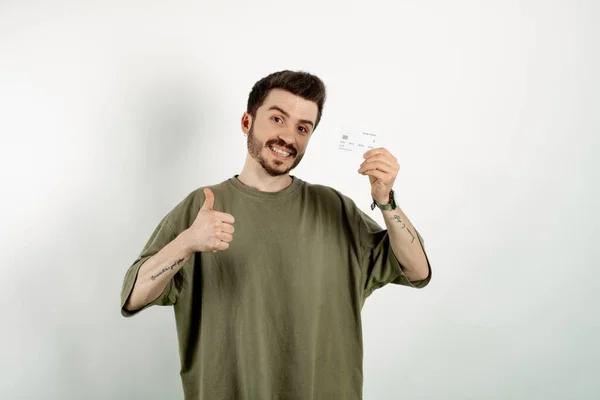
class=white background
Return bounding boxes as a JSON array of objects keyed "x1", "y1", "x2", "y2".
[{"x1": 1, "y1": 1, "x2": 598, "y2": 399}]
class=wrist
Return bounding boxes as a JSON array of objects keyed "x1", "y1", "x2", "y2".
[
  {"x1": 371, "y1": 189, "x2": 397, "y2": 210},
  {"x1": 176, "y1": 229, "x2": 194, "y2": 254}
]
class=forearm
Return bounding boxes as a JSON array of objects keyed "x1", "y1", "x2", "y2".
[
  {"x1": 124, "y1": 230, "x2": 193, "y2": 311},
  {"x1": 380, "y1": 206, "x2": 429, "y2": 281}
]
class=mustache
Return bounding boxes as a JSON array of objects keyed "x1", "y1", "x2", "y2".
[{"x1": 266, "y1": 140, "x2": 296, "y2": 155}]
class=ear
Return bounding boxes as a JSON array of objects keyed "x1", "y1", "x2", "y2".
[{"x1": 241, "y1": 112, "x2": 252, "y2": 134}]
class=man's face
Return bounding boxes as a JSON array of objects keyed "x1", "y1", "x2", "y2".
[{"x1": 244, "y1": 88, "x2": 318, "y2": 177}]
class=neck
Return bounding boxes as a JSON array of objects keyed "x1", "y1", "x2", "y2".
[{"x1": 237, "y1": 156, "x2": 293, "y2": 193}]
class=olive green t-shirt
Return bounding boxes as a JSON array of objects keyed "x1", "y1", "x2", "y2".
[{"x1": 120, "y1": 175, "x2": 431, "y2": 399}]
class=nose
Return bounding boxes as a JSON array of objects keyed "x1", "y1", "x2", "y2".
[{"x1": 276, "y1": 127, "x2": 297, "y2": 148}]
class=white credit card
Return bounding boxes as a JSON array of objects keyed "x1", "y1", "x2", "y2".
[{"x1": 338, "y1": 130, "x2": 378, "y2": 153}]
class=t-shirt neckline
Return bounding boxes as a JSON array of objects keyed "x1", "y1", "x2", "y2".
[{"x1": 227, "y1": 174, "x2": 303, "y2": 200}]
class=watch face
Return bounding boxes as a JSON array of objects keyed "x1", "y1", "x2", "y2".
[
  {"x1": 388, "y1": 190, "x2": 395, "y2": 203},
  {"x1": 389, "y1": 190, "x2": 397, "y2": 208}
]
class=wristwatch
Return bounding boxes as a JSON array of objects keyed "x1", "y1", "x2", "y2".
[{"x1": 370, "y1": 189, "x2": 397, "y2": 211}]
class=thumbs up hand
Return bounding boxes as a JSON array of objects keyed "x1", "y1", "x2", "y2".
[{"x1": 183, "y1": 188, "x2": 235, "y2": 253}]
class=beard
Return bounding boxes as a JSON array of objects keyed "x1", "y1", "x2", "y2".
[{"x1": 247, "y1": 124, "x2": 305, "y2": 177}]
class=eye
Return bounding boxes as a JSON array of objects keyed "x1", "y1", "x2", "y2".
[
  {"x1": 298, "y1": 126, "x2": 308, "y2": 134},
  {"x1": 272, "y1": 116, "x2": 283, "y2": 123}
]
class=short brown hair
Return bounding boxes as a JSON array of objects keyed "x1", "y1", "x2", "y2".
[{"x1": 246, "y1": 70, "x2": 327, "y2": 130}]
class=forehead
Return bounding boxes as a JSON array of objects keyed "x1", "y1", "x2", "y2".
[{"x1": 261, "y1": 88, "x2": 318, "y2": 121}]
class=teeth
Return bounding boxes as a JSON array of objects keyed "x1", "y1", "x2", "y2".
[{"x1": 270, "y1": 146, "x2": 290, "y2": 157}]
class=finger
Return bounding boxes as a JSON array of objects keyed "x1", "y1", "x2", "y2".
[
  {"x1": 201, "y1": 188, "x2": 215, "y2": 211},
  {"x1": 219, "y1": 232, "x2": 234, "y2": 242},
  {"x1": 219, "y1": 223, "x2": 235, "y2": 235},
  {"x1": 363, "y1": 147, "x2": 391, "y2": 159},
  {"x1": 363, "y1": 169, "x2": 389, "y2": 181},
  {"x1": 211, "y1": 238, "x2": 231, "y2": 252},
  {"x1": 217, "y1": 241, "x2": 230, "y2": 251},
  {"x1": 359, "y1": 161, "x2": 394, "y2": 174},
  {"x1": 361, "y1": 160, "x2": 393, "y2": 171},
  {"x1": 362, "y1": 153, "x2": 397, "y2": 165},
  {"x1": 212, "y1": 211, "x2": 235, "y2": 224}
]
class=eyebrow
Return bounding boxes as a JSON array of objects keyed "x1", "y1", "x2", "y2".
[{"x1": 267, "y1": 105, "x2": 315, "y2": 128}]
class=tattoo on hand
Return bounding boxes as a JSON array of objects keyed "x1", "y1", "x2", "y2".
[
  {"x1": 151, "y1": 258, "x2": 185, "y2": 280},
  {"x1": 391, "y1": 215, "x2": 416, "y2": 243}
]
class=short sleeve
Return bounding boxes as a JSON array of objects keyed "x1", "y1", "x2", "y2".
[
  {"x1": 120, "y1": 214, "x2": 183, "y2": 317},
  {"x1": 389, "y1": 230, "x2": 431, "y2": 288},
  {"x1": 355, "y1": 207, "x2": 432, "y2": 300}
]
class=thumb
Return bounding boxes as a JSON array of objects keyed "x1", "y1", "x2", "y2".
[{"x1": 201, "y1": 188, "x2": 214, "y2": 211}]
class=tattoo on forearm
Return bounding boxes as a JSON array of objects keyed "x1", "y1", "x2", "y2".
[
  {"x1": 391, "y1": 215, "x2": 416, "y2": 243},
  {"x1": 151, "y1": 258, "x2": 185, "y2": 280}
]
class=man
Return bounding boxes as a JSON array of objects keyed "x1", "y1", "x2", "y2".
[{"x1": 120, "y1": 70, "x2": 432, "y2": 399}]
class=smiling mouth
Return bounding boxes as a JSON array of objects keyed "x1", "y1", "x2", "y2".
[{"x1": 269, "y1": 145, "x2": 293, "y2": 159}]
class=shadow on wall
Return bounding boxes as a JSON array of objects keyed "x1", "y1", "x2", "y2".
[
  {"x1": 132, "y1": 77, "x2": 212, "y2": 210},
  {"x1": 7, "y1": 75, "x2": 222, "y2": 398}
]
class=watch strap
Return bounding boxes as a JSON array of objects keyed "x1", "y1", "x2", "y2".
[{"x1": 370, "y1": 190, "x2": 397, "y2": 210}]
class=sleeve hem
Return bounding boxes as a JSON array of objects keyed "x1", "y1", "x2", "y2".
[
  {"x1": 120, "y1": 256, "x2": 150, "y2": 318},
  {"x1": 388, "y1": 232, "x2": 432, "y2": 289},
  {"x1": 120, "y1": 256, "x2": 174, "y2": 318}
]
